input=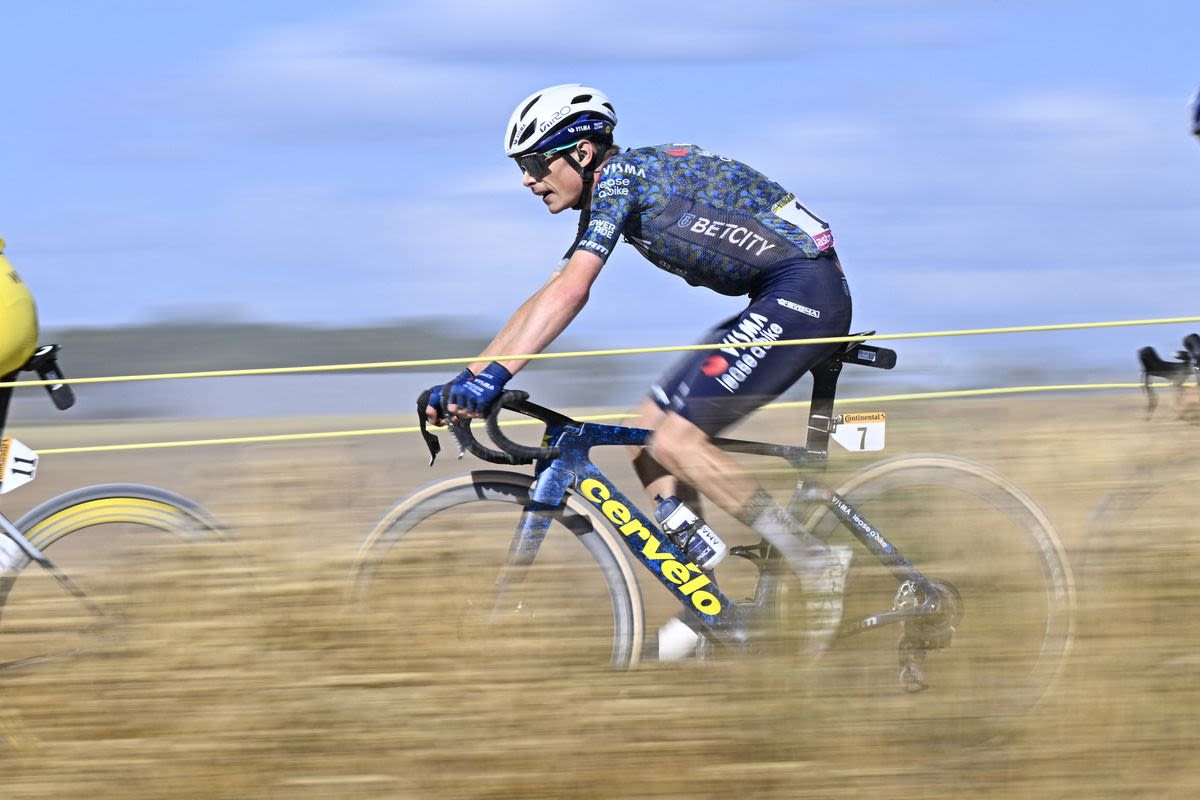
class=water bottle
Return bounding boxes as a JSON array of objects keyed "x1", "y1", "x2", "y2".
[{"x1": 654, "y1": 495, "x2": 728, "y2": 570}]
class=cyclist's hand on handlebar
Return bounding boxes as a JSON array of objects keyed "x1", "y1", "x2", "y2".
[
  {"x1": 447, "y1": 361, "x2": 513, "y2": 419},
  {"x1": 424, "y1": 369, "x2": 473, "y2": 426}
]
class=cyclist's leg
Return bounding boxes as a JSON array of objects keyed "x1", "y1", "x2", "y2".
[
  {"x1": 636, "y1": 256, "x2": 852, "y2": 567},
  {"x1": 627, "y1": 398, "x2": 701, "y2": 508},
  {"x1": 635, "y1": 255, "x2": 851, "y2": 516},
  {"x1": 637, "y1": 257, "x2": 852, "y2": 654},
  {"x1": 625, "y1": 307, "x2": 745, "y2": 511}
]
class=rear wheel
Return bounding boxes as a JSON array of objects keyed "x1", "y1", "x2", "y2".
[
  {"x1": 801, "y1": 455, "x2": 1075, "y2": 744},
  {"x1": 1078, "y1": 460, "x2": 1200, "y2": 789}
]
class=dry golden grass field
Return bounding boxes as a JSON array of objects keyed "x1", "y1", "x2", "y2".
[{"x1": 1, "y1": 393, "x2": 1198, "y2": 798}]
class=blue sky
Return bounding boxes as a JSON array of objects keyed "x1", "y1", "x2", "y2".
[{"x1": 4, "y1": 0, "x2": 1199, "y2": 372}]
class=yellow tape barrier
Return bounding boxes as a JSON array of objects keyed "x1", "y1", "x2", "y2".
[
  {"x1": 3, "y1": 315, "x2": 1199, "y2": 389},
  {"x1": 33, "y1": 381, "x2": 1147, "y2": 455}
]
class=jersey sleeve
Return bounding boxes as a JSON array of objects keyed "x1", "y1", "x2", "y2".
[{"x1": 569, "y1": 158, "x2": 643, "y2": 264}]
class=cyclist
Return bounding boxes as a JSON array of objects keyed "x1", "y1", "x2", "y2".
[
  {"x1": 0, "y1": 237, "x2": 38, "y2": 381},
  {"x1": 423, "y1": 84, "x2": 853, "y2": 635}
]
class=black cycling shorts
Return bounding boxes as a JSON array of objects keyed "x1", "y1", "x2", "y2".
[{"x1": 650, "y1": 254, "x2": 852, "y2": 435}]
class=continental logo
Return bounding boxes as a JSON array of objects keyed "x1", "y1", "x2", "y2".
[
  {"x1": 840, "y1": 412, "x2": 885, "y2": 424},
  {"x1": 579, "y1": 478, "x2": 721, "y2": 615},
  {"x1": 5, "y1": 269, "x2": 22, "y2": 285}
]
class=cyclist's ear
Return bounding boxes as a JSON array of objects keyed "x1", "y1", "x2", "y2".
[{"x1": 576, "y1": 140, "x2": 596, "y2": 169}]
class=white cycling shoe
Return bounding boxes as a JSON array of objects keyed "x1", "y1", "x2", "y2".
[{"x1": 657, "y1": 616, "x2": 703, "y2": 662}]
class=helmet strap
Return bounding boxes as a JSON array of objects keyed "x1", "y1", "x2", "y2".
[
  {"x1": 558, "y1": 149, "x2": 592, "y2": 213},
  {"x1": 563, "y1": 142, "x2": 617, "y2": 245}
]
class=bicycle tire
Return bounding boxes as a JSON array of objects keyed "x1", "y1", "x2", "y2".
[
  {"x1": 1079, "y1": 456, "x2": 1198, "y2": 594},
  {"x1": 801, "y1": 454, "x2": 1075, "y2": 743},
  {"x1": 1075, "y1": 461, "x2": 1200, "y2": 792},
  {"x1": 0, "y1": 483, "x2": 225, "y2": 668},
  {"x1": 353, "y1": 470, "x2": 645, "y2": 668}
]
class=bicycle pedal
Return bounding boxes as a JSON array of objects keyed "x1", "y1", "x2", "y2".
[{"x1": 899, "y1": 662, "x2": 929, "y2": 693}]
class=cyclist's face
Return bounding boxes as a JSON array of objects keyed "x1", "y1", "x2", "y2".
[{"x1": 521, "y1": 144, "x2": 587, "y2": 214}]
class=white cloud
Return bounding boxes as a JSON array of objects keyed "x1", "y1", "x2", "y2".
[
  {"x1": 180, "y1": 0, "x2": 975, "y2": 144},
  {"x1": 243, "y1": 0, "x2": 965, "y2": 66}
]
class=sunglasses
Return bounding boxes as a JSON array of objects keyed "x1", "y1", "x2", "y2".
[{"x1": 515, "y1": 143, "x2": 577, "y2": 180}]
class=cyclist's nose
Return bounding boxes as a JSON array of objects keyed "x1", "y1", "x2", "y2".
[{"x1": 521, "y1": 171, "x2": 537, "y2": 188}]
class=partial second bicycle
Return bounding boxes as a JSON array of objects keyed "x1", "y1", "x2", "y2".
[
  {"x1": 0, "y1": 345, "x2": 225, "y2": 670},
  {"x1": 354, "y1": 335, "x2": 1075, "y2": 738},
  {"x1": 1080, "y1": 333, "x2": 1200, "y2": 649},
  {"x1": 1083, "y1": 333, "x2": 1200, "y2": 589}
]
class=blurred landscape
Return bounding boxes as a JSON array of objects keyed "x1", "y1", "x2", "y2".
[
  {"x1": 11, "y1": 320, "x2": 1160, "y2": 427},
  {"x1": 4, "y1": 1, "x2": 1198, "y2": 795},
  {"x1": 2, "y1": 389, "x2": 1199, "y2": 798}
]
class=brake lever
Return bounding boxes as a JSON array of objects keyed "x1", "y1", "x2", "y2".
[
  {"x1": 416, "y1": 381, "x2": 474, "y2": 466},
  {"x1": 417, "y1": 386, "x2": 446, "y2": 465}
]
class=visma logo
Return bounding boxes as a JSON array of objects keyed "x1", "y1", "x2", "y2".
[{"x1": 677, "y1": 213, "x2": 696, "y2": 229}]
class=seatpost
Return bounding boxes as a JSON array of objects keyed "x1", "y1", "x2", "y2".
[
  {"x1": 805, "y1": 357, "x2": 843, "y2": 460},
  {"x1": 0, "y1": 376, "x2": 13, "y2": 441}
]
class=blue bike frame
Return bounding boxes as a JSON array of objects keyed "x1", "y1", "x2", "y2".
[
  {"x1": 490, "y1": 416, "x2": 932, "y2": 650},
  {"x1": 504, "y1": 419, "x2": 752, "y2": 647},
  {"x1": 429, "y1": 336, "x2": 936, "y2": 649}
]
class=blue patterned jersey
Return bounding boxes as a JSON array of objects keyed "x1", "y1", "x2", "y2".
[{"x1": 573, "y1": 144, "x2": 836, "y2": 296}]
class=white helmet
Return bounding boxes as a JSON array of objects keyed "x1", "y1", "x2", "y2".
[{"x1": 504, "y1": 83, "x2": 616, "y2": 158}]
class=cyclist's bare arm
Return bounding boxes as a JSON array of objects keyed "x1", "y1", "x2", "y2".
[
  {"x1": 431, "y1": 251, "x2": 604, "y2": 423},
  {"x1": 466, "y1": 250, "x2": 604, "y2": 377}
]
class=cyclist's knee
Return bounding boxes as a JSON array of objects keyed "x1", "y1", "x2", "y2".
[{"x1": 648, "y1": 412, "x2": 709, "y2": 471}]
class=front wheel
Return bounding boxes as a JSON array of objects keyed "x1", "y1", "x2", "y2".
[
  {"x1": 1, "y1": 483, "x2": 225, "y2": 669},
  {"x1": 801, "y1": 455, "x2": 1076, "y2": 744},
  {"x1": 352, "y1": 471, "x2": 645, "y2": 669}
]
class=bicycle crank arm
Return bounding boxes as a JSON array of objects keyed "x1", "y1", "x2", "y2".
[{"x1": 837, "y1": 605, "x2": 930, "y2": 637}]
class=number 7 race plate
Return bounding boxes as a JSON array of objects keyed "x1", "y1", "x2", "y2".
[{"x1": 830, "y1": 412, "x2": 886, "y2": 452}]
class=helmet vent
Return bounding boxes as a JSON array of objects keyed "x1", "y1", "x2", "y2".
[
  {"x1": 571, "y1": 94, "x2": 593, "y2": 104},
  {"x1": 602, "y1": 102, "x2": 614, "y2": 113},
  {"x1": 517, "y1": 120, "x2": 538, "y2": 145},
  {"x1": 521, "y1": 95, "x2": 541, "y2": 118}
]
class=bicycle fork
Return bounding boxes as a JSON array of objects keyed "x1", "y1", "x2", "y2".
[
  {"x1": 0, "y1": 515, "x2": 104, "y2": 621},
  {"x1": 485, "y1": 463, "x2": 578, "y2": 620},
  {"x1": 487, "y1": 502, "x2": 558, "y2": 620},
  {"x1": 493, "y1": 462, "x2": 754, "y2": 650}
]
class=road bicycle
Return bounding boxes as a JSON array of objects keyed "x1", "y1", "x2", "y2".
[
  {"x1": 353, "y1": 333, "x2": 1076, "y2": 735},
  {"x1": 1083, "y1": 332, "x2": 1200, "y2": 573},
  {"x1": 1135, "y1": 332, "x2": 1200, "y2": 421},
  {"x1": 1081, "y1": 332, "x2": 1200, "y2": 603},
  {"x1": 0, "y1": 344, "x2": 224, "y2": 671}
]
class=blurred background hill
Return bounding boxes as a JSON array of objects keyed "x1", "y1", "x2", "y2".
[{"x1": 8, "y1": 317, "x2": 1158, "y2": 425}]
